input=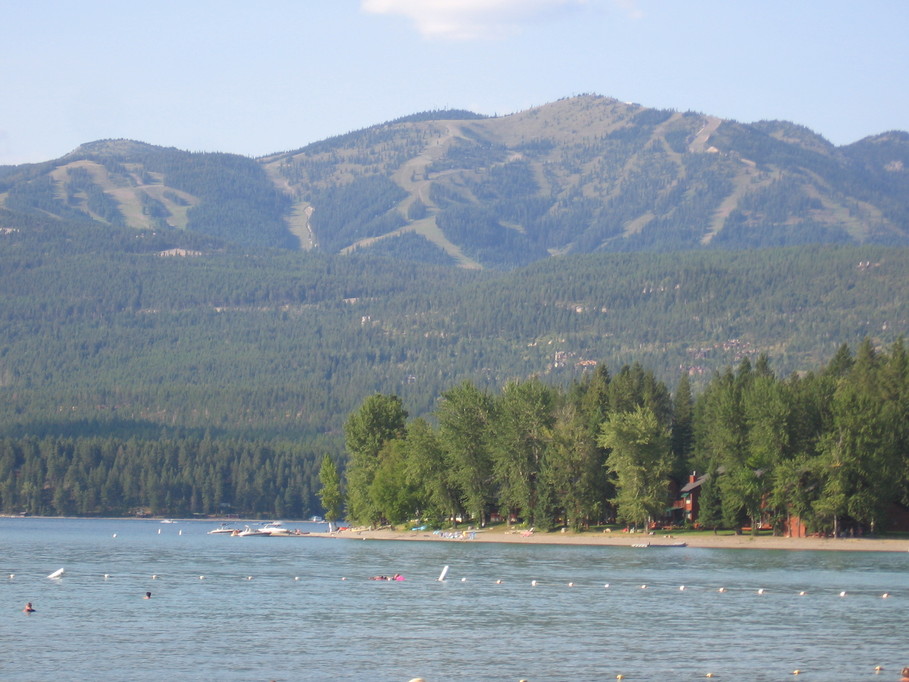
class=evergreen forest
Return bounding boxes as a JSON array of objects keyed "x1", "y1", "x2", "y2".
[{"x1": 342, "y1": 342, "x2": 909, "y2": 536}]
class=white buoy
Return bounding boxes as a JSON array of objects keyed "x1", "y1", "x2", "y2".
[
  {"x1": 157, "y1": 529, "x2": 161, "y2": 535},
  {"x1": 460, "y1": 577, "x2": 467, "y2": 582},
  {"x1": 199, "y1": 575, "x2": 205, "y2": 580},
  {"x1": 882, "y1": 593, "x2": 890, "y2": 598},
  {"x1": 47, "y1": 568, "x2": 65, "y2": 579},
  {"x1": 568, "y1": 582, "x2": 574, "y2": 587},
  {"x1": 640, "y1": 584, "x2": 647, "y2": 589},
  {"x1": 8, "y1": 574, "x2": 14, "y2": 579},
  {"x1": 839, "y1": 591, "x2": 847, "y2": 597},
  {"x1": 679, "y1": 585, "x2": 686, "y2": 591},
  {"x1": 531, "y1": 580, "x2": 538, "y2": 587},
  {"x1": 757, "y1": 588, "x2": 765, "y2": 594},
  {"x1": 104, "y1": 574, "x2": 110, "y2": 579},
  {"x1": 496, "y1": 579, "x2": 502, "y2": 584},
  {"x1": 718, "y1": 587, "x2": 726, "y2": 592},
  {"x1": 247, "y1": 576, "x2": 253, "y2": 580},
  {"x1": 112, "y1": 533, "x2": 117, "y2": 538},
  {"x1": 152, "y1": 574, "x2": 158, "y2": 580},
  {"x1": 437, "y1": 565, "x2": 449, "y2": 582},
  {"x1": 604, "y1": 583, "x2": 610, "y2": 589},
  {"x1": 799, "y1": 591, "x2": 807, "y2": 596},
  {"x1": 294, "y1": 577, "x2": 300, "y2": 581},
  {"x1": 178, "y1": 530, "x2": 183, "y2": 536}
]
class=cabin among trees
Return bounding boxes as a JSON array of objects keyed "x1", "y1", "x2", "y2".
[{"x1": 670, "y1": 473, "x2": 707, "y2": 527}]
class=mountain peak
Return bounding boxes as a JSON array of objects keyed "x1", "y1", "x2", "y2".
[{"x1": 66, "y1": 139, "x2": 168, "y2": 159}]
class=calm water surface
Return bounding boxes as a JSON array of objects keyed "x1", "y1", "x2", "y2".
[{"x1": 0, "y1": 518, "x2": 906, "y2": 681}]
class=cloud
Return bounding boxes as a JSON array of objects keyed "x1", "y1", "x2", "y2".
[{"x1": 361, "y1": 0, "x2": 591, "y2": 40}]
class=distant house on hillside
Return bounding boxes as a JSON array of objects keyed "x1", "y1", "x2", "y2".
[{"x1": 158, "y1": 248, "x2": 202, "y2": 257}]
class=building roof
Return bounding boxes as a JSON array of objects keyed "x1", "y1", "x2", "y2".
[{"x1": 680, "y1": 473, "x2": 709, "y2": 494}]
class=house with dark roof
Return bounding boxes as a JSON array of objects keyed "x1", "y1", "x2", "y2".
[{"x1": 670, "y1": 472, "x2": 708, "y2": 526}]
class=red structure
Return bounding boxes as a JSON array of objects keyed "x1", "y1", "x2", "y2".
[{"x1": 671, "y1": 473, "x2": 707, "y2": 526}]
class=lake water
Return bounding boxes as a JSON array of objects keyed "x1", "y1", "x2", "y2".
[{"x1": 0, "y1": 518, "x2": 906, "y2": 681}]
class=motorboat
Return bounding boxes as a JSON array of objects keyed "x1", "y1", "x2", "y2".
[
  {"x1": 207, "y1": 523, "x2": 240, "y2": 535},
  {"x1": 236, "y1": 525, "x2": 270, "y2": 537},
  {"x1": 259, "y1": 521, "x2": 294, "y2": 536}
]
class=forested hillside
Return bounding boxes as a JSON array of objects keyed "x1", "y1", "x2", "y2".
[
  {"x1": 0, "y1": 207, "x2": 909, "y2": 434},
  {"x1": 0, "y1": 140, "x2": 295, "y2": 249},
  {"x1": 266, "y1": 97, "x2": 909, "y2": 264},
  {"x1": 2, "y1": 211, "x2": 907, "y2": 444},
  {"x1": 2, "y1": 96, "x2": 908, "y2": 267}
]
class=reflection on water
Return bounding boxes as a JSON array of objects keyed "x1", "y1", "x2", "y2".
[{"x1": 0, "y1": 518, "x2": 906, "y2": 681}]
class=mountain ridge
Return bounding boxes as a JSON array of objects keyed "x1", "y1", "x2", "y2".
[{"x1": 2, "y1": 94, "x2": 908, "y2": 266}]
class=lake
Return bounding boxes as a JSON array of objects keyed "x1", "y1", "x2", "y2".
[{"x1": 0, "y1": 518, "x2": 906, "y2": 681}]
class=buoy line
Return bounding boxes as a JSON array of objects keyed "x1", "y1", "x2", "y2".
[{"x1": 8, "y1": 569, "x2": 901, "y2": 601}]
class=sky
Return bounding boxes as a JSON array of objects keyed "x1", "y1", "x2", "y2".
[{"x1": 2, "y1": 1, "x2": 908, "y2": 165}]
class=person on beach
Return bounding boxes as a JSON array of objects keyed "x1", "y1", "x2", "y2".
[
  {"x1": 899, "y1": 666, "x2": 909, "y2": 682},
  {"x1": 23, "y1": 602, "x2": 35, "y2": 613}
]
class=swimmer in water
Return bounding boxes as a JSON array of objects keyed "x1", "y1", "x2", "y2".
[
  {"x1": 23, "y1": 602, "x2": 35, "y2": 613},
  {"x1": 144, "y1": 592, "x2": 152, "y2": 599}
]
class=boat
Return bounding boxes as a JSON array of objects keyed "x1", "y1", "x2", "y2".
[
  {"x1": 236, "y1": 525, "x2": 270, "y2": 537},
  {"x1": 260, "y1": 521, "x2": 294, "y2": 536},
  {"x1": 207, "y1": 523, "x2": 240, "y2": 535},
  {"x1": 631, "y1": 541, "x2": 687, "y2": 548}
]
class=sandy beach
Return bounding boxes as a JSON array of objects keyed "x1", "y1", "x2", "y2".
[{"x1": 316, "y1": 526, "x2": 909, "y2": 553}]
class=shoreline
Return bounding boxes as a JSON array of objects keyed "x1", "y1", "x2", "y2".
[
  {"x1": 5, "y1": 516, "x2": 907, "y2": 552},
  {"x1": 316, "y1": 527, "x2": 909, "y2": 553}
]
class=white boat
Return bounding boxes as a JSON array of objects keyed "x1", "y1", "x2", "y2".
[
  {"x1": 259, "y1": 521, "x2": 294, "y2": 536},
  {"x1": 236, "y1": 525, "x2": 270, "y2": 537},
  {"x1": 207, "y1": 523, "x2": 239, "y2": 535}
]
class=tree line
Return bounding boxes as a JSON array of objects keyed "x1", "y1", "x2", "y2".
[
  {"x1": 2, "y1": 340, "x2": 906, "y2": 527},
  {"x1": 0, "y1": 434, "x2": 325, "y2": 518},
  {"x1": 340, "y1": 340, "x2": 909, "y2": 535}
]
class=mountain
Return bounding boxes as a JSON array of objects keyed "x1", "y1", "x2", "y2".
[{"x1": 2, "y1": 95, "x2": 908, "y2": 267}]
